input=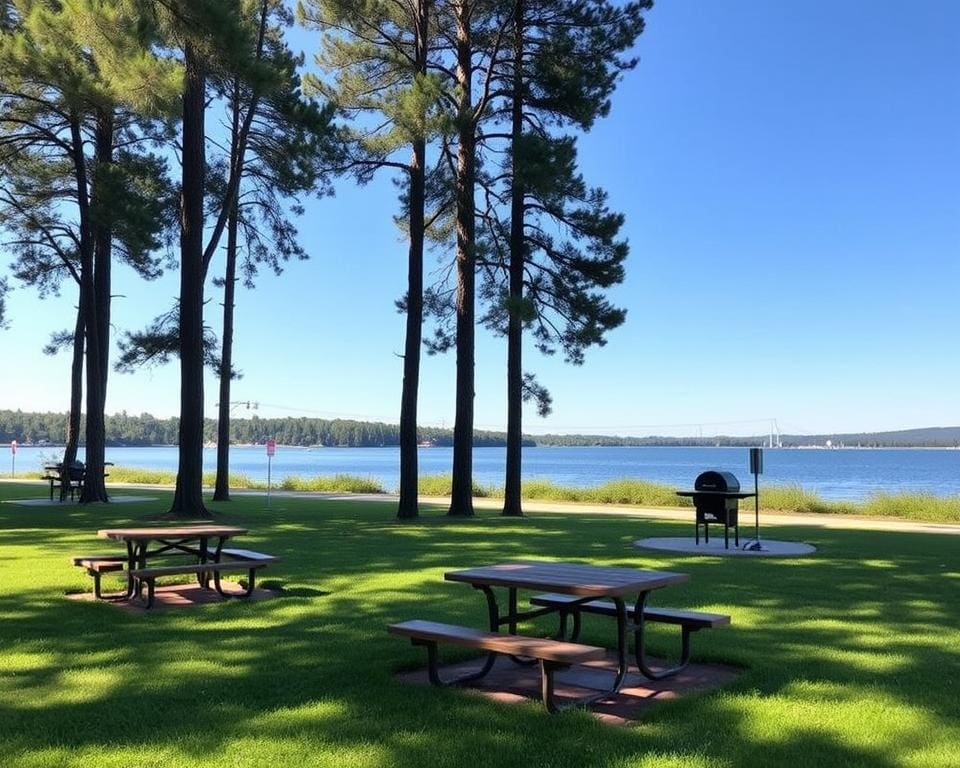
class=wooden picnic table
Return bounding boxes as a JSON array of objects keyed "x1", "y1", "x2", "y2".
[
  {"x1": 97, "y1": 525, "x2": 248, "y2": 599},
  {"x1": 443, "y1": 560, "x2": 689, "y2": 695}
]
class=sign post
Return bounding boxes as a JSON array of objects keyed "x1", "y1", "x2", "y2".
[
  {"x1": 9, "y1": 440, "x2": 16, "y2": 478},
  {"x1": 266, "y1": 439, "x2": 276, "y2": 508}
]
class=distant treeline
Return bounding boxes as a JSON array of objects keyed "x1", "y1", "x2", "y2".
[
  {"x1": 2, "y1": 410, "x2": 959, "y2": 448},
  {"x1": 0, "y1": 409, "x2": 530, "y2": 448}
]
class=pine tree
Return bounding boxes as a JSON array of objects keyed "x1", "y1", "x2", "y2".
[
  {"x1": 127, "y1": 0, "x2": 269, "y2": 517},
  {"x1": 483, "y1": 0, "x2": 648, "y2": 515},
  {"x1": 420, "y1": 0, "x2": 645, "y2": 515},
  {"x1": 299, "y1": 0, "x2": 444, "y2": 519},
  {"x1": 436, "y1": 0, "x2": 513, "y2": 517},
  {"x1": 211, "y1": 0, "x2": 334, "y2": 501},
  {"x1": 0, "y1": 0, "x2": 177, "y2": 501}
]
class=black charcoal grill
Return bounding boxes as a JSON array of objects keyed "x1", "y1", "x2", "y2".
[{"x1": 676, "y1": 471, "x2": 755, "y2": 549}]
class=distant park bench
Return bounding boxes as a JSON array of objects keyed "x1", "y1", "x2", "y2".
[{"x1": 43, "y1": 462, "x2": 112, "y2": 502}]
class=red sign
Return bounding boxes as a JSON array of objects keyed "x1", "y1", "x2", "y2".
[
  {"x1": 10, "y1": 440, "x2": 16, "y2": 454},
  {"x1": 266, "y1": 439, "x2": 276, "y2": 457}
]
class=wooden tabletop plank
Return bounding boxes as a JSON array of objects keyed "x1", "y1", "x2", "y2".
[
  {"x1": 97, "y1": 525, "x2": 248, "y2": 540},
  {"x1": 444, "y1": 561, "x2": 688, "y2": 597}
]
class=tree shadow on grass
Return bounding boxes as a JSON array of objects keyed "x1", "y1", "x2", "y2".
[
  {"x1": 1, "y1": 497, "x2": 958, "y2": 766},
  {"x1": 0, "y1": 585, "x2": 930, "y2": 768}
]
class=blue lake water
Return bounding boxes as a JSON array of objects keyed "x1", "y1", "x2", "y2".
[{"x1": 7, "y1": 444, "x2": 960, "y2": 501}]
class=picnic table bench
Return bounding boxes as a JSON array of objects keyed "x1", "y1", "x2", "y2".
[
  {"x1": 71, "y1": 555, "x2": 126, "y2": 599},
  {"x1": 389, "y1": 620, "x2": 607, "y2": 713},
  {"x1": 130, "y1": 554, "x2": 277, "y2": 607},
  {"x1": 529, "y1": 593, "x2": 730, "y2": 679}
]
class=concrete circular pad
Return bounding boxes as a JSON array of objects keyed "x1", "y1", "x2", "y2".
[
  {"x1": 4, "y1": 495, "x2": 158, "y2": 507},
  {"x1": 635, "y1": 537, "x2": 816, "y2": 557}
]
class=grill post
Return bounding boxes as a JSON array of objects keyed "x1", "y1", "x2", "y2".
[{"x1": 743, "y1": 448, "x2": 764, "y2": 551}]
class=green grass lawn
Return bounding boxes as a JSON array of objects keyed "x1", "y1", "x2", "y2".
[{"x1": 0, "y1": 482, "x2": 957, "y2": 767}]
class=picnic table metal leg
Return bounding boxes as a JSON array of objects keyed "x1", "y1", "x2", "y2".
[
  {"x1": 198, "y1": 537, "x2": 210, "y2": 588},
  {"x1": 611, "y1": 596, "x2": 628, "y2": 692},
  {"x1": 124, "y1": 540, "x2": 136, "y2": 598},
  {"x1": 550, "y1": 606, "x2": 583, "y2": 642},
  {"x1": 632, "y1": 592, "x2": 692, "y2": 680},
  {"x1": 540, "y1": 659, "x2": 615, "y2": 714},
  {"x1": 413, "y1": 585, "x2": 498, "y2": 686},
  {"x1": 212, "y1": 566, "x2": 257, "y2": 598},
  {"x1": 211, "y1": 538, "x2": 235, "y2": 596},
  {"x1": 414, "y1": 638, "x2": 497, "y2": 687},
  {"x1": 135, "y1": 542, "x2": 149, "y2": 603},
  {"x1": 506, "y1": 587, "x2": 537, "y2": 667},
  {"x1": 548, "y1": 597, "x2": 629, "y2": 704},
  {"x1": 541, "y1": 600, "x2": 627, "y2": 712}
]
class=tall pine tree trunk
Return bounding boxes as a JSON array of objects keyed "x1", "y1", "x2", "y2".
[
  {"x1": 213, "y1": 84, "x2": 243, "y2": 503},
  {"x1": 80, "y1": 109, "x2": 113, "y2": 504},
  {"x1": 60, "y1": 301, "x2": 84, "y2": 500},
  {"x1": 95, "y1": 111, "x2": 112, "y2": 401},
  {"x1": 67, "y1": 113, "x2": 106, "y2": 505},
  {"x1": 170, "y1": 42, "x2": 209, "y2": 518},
  {"x1": 449, "y1": 0, "x2": 476, "y2": 517},
  {"x1": 213, "y1": 204, "x2": 239, "y2": 501},
  {"x1": 213, "y1": 203, "x2": 238, "y2": 502},
  {"x1": 397, "y1": 0, "x2": 430, "y2": 520},
  {"x1": 503, "y1": 0, "x2": 524, "y2": 517}
]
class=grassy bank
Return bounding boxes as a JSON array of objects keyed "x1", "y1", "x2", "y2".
[
  {"x1": 0, "y1": 482, "x2": 957, "y2": 767},
  {"x1": 100, "y1": 466, "x2": 384, "y2": 494},
  {"x1": 417, "y1": 475, "x2": 960, "y2": 523},
  {"x1": 6, "y1": 467, "x2": 957, "y2": 523}
]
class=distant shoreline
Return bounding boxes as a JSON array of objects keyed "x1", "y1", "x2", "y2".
[
  {"x1": 4, "y1": 409, "x2": 960, "y2": 449},
  {"x1": 4, "y1": 442, "x2": 960, "y2": 451}
]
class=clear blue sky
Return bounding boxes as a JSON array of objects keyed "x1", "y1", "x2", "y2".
[{"x1": 1, "y1": 0, "x2": 958, "y2": 437}]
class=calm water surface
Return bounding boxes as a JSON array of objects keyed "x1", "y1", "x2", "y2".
[{"x1": 8, "y1": 444, "x2": 960, "y2": 501}]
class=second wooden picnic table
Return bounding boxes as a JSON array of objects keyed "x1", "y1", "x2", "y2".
[{"x1": 444, "y1": 560, "x2": 689, "y2": 694}]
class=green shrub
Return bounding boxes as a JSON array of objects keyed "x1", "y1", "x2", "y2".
[{"x1": 87, "y1": 465, "x2": 960, "y2": 523}]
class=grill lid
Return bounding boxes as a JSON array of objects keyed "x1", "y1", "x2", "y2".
[{"x1": 694, "y1": 470, "x2": 740, "y2": 493}]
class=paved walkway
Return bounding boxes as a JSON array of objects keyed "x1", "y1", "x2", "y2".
[
  {"x1": 2, "y1": 478, "x2": 957, "y2": 536},
  {"x1": 230, "y1": 489, "x2": 960, "y2": 536},
  {"x1": 456, "y1": 496, "x2": 960, "y2": 535}
]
